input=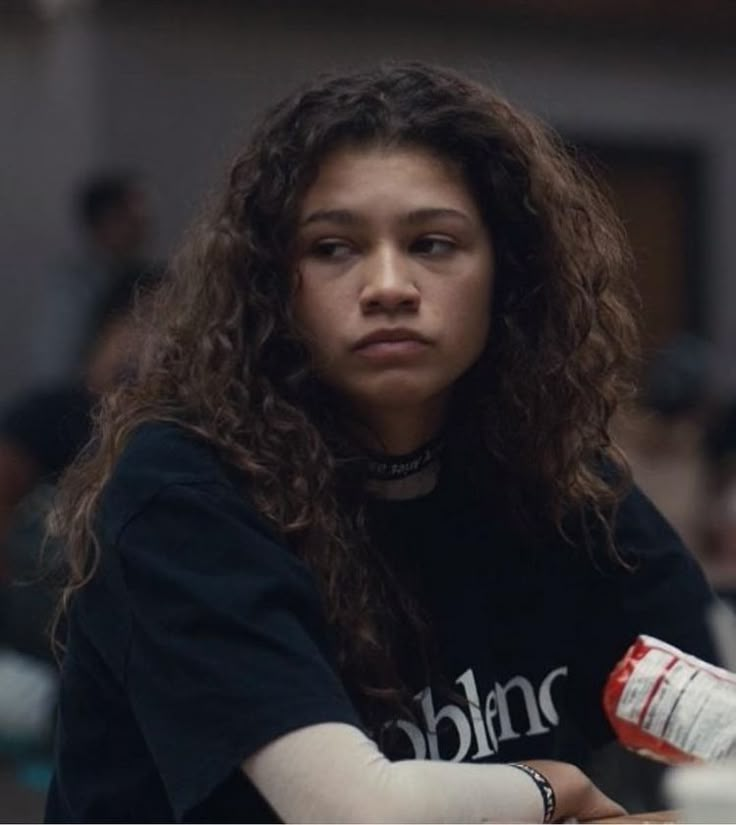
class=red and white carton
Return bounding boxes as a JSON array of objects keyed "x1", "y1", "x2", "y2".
[{"x1": 603, "y1": 635, "x2": 736, "y2": 764}]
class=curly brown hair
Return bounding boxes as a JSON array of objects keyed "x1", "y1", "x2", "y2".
[{"x1": 51, "y1": 62, "x2": 639, "y2": 727}]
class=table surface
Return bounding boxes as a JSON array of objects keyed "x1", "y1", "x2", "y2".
[{"x1": 587, "y1": 811, "x2": 678, "y2": 823}]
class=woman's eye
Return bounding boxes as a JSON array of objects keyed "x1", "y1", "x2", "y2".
[
  {"x1": 411, "y1": 236, "x2": 456, "y2": 256},
  {"x1": 310, "y1": 240, "x2": 353, "y2": 260}
]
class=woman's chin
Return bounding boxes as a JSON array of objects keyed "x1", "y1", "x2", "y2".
[{"x1": 347, "y1": 381, "x2": 448, "y2": 416}]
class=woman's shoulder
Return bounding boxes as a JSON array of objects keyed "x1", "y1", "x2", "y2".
[
  {"x1": 116, "y1": 420, "x2": 223, "y2": 480},
  {"x1": 97, "y1": 421, "x2": 238, "y2": 541},
  {"x1": 111, "y1": 420, "x2": 227, "y2": 488}
]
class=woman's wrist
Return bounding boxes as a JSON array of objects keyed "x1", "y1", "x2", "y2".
[
  {"x1": 522, "y1": 760, "x2": 588, "y2": 822},
  {"x1": 508, "y1": 762, "x2": 556, "y2": 822},
  {"x1": 517, "y1": 759, "x2": 626, "y2": 823}
]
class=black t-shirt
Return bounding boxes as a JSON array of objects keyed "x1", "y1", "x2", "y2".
[
  {"x1": 0, "y1": 384, "x2": 93, "y2": 479},
  {"x1": 45, "y1": 423, "x2": 717, "y2": 823}
]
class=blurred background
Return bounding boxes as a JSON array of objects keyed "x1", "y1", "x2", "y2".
[{"x1": 0, "y1": 0, "x2": 735, "y2": 820}]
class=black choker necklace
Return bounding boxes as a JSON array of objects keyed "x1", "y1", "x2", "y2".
[{"x1": 365, "y1": 437, "x2": 444, "y2": 481}]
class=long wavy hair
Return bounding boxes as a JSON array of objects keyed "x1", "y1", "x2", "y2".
[{"x1": 51, "y1": 62, "x2": 638, "y2": 727}]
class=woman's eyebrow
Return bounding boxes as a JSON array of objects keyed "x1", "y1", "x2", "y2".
[
  {"x1": 300, "y1": 207, "x2": 472, "y2": 228},
  {"x1": 300, "y1": 209, "x2": 359, "y2": 227},
  {"x1": 401, "y1": 208, "x2": 471, "y2": 226}
]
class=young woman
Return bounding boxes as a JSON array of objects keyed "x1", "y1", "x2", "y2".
[{"x1": 45, "y1": 63, "x2": 718, "y2": 823}]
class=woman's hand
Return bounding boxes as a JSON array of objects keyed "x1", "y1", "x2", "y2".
[{"x1": 522, "y1": 759, "x2": 626, "y2": 822}]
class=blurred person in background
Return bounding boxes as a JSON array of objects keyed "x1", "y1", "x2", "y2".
[
  {"x1": 30, "y1": 170, "x2": 156, "y2": 388},
  {"x1": 0, "y1": 271, "x2": 159, "y2": 577},
  {"x1": 612, "y1": 334, "x2": 712, "y2": 559},
  {"x1": 0, "y1": 271, "x2": 157, "y2": 760}
]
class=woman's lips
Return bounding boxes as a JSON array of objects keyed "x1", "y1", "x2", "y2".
[{"x1": 353, "y1": 338, "x2": 430, "y2": 359}]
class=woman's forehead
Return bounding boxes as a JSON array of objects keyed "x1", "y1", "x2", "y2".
[{"x1": 298, "y1": 145, "x2": 475, "y2": 221}]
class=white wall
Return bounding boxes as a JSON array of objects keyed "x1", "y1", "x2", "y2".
[{"x1": 2, "y1": 2, "x2": 735, "y2": 404}]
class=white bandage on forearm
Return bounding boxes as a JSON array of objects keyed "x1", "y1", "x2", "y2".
[{"x1": 243, "y1": 722, "x2": 545, "y2": 823}]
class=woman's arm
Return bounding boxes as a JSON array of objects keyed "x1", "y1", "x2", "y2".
[{"x1": 243, "y1": 722, "x2": 624, "y2": 823}]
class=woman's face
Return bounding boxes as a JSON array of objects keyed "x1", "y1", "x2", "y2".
[{"x1": 292, "y1": 144, "x2": 494, "y2": 431}]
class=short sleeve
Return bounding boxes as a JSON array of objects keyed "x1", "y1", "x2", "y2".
[
  {"x1": 113, "y1": 479, "x2": 362, "y2": 820},
  {"x1": 567, "y1": 485, "x2": 718, "y2": 746}
]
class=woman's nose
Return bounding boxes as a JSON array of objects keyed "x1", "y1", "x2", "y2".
[{"x1": 359, "y1": 247, "x2": 420, "y2": 314}]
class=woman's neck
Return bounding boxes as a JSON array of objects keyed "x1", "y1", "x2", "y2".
[
  {"x1": 351, "y1": 399, "x2": 447, "y2": 456},
  {"x1": 343, "y1": 399, "x2": 448, "y2": 499},
  {"x1": 362, "y1": 434, "x2": 445, "y2": 501}
]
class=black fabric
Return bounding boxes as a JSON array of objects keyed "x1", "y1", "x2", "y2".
[
  {"x1": 365, "y1": 458, "x2": 717, "y2": 767},
  {"x1": 46, "y1": 424, "x2": 360, "y2": 823},
  {"x1": 46, "y1": 422, "x2": 718, "y2": 823},
  {"x1": 0, "y1": 384, "x2": 93, "y2": 479}
]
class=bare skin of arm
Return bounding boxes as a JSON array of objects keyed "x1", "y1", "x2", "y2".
[{"x1": 242, "y1": 722, "x2": 625, "y2": 823}]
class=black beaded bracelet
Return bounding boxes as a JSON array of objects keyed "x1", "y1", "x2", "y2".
[{"x1": 509, "y1": 762, "x2": 556, "y2": 823}]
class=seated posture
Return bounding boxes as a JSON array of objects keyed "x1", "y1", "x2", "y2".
[{"x1": 46, "y1": 64, "x2": 717, "y2": 823}]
